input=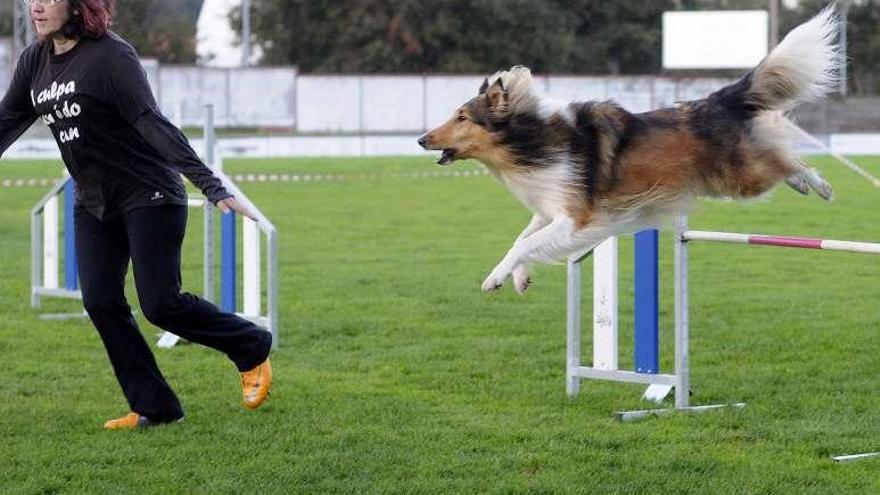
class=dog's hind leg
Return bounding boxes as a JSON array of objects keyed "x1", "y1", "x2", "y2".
[
  {"x1": 786, "y1": 158, "x2": 833, "y2": 200},
  {"x1": 803, "y1": 168, "x2": 833, "y2": 200},
  {"x1": 785, "y1": 174, "x2": 810, "y2": 195}
]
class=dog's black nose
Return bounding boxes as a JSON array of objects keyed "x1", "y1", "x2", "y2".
[{"x1": 417, "y1": 135, "x2": 428, "y2": 148}]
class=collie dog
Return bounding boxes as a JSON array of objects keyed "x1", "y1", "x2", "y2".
[{"x1": 418, "y1": 8, "x2": 839, "y2": 294}]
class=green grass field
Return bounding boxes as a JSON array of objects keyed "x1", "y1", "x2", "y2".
[{"x1": 1, "y1": 155, "x2": 879, "y2": 494}]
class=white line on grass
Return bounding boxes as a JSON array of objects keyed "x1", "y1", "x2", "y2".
[{"x1": 0, "y1": 170, "x2": 490, "y2": 188}]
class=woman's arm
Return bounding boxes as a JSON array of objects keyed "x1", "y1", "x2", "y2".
[
  {"x1": 107, "y1": 47, "x2": 257, "y2": 220},
  {"x1": 130, "y1": 109, "x2": 232, "y2": 204},
  {"x1": 0, "y1": 48, "x2": 38, "y2": 157},
  {"x1": 131, "y1": 112, "x2": 257, "y2": 219}
]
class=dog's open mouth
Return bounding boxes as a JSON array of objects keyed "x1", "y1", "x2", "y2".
[{"x1": 437, "y1": 149, "x2": 457, "y2": 166}]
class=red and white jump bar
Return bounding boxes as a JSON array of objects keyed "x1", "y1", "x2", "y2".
[{"x1": 683, "y1": 231, "x2": 880, "y2": 255}]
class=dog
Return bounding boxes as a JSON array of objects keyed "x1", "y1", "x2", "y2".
[{"x1": 418, "y1": 7, "x2": 839, "y2": 294}]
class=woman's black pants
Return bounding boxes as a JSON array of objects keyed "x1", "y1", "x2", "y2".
[{"x1": 75, "y1": 204, "x2": 272, "y2": 422}]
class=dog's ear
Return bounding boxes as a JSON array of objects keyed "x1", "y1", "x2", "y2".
[
  {"x1": 485, "y1": 79, "x2": 507, "y2": 112},
  {"x1": 478, "y1": 78, "x2": 489, "y2": 94}
]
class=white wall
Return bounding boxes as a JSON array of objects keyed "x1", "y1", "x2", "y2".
[{"x1": 157, "y1": 65, "x2": 297, "y2": 127}]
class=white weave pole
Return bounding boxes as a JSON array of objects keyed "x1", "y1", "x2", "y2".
[
  {"x1": 42, "y1": 194, "x2": 59, "y2": 289},
  {"x1": 242, "y1": 217, "x2": 261, "y2": 316},
  {"x1": 592, "y1": 237, "x2": 618, "y2": 371}
]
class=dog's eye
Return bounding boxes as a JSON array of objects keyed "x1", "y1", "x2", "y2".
[{"x1": 457, "y1": 115, "x2": 467, "y2": 122}]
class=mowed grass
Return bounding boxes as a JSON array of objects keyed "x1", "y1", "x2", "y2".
[{"x1": 1, "y1": 155, "x2": 879, "y2": 494}]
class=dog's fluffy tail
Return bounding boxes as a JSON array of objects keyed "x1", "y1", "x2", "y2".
[{"x1": 713, "y1": 6, "x2": 840, "y2": 112}]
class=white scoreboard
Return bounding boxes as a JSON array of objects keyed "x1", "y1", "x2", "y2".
[{"x1": 662, "y1": 10, "x2": 769, "y2": 70}]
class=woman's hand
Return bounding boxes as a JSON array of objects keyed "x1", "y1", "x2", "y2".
[{"x1": 216, "y1": 196, "x2": 258, "y2": 223}]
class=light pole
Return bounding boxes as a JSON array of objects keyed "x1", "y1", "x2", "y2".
[
  {"x1": 241, "y1": 0, "x2": 251, "y2": 67},
  {"x1": 839, "y1": 0, "x2": 849, "y2": 97},
  {"x1": 12, "y1": 0, "x2": 36, "y2": 63},
  {"x1": 768, "y1": 0, "x2": 779, "y2": 50}
]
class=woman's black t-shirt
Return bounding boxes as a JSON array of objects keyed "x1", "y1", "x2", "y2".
[{"x1": 0, "y1": 32, "x2": 230, "y2": 220}]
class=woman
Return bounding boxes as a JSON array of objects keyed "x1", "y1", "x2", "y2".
[{"x1": 0, "y1": 0, "x2": 273, "y2": 429}]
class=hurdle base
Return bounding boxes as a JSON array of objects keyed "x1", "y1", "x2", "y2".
[
  {"x1": 157, "y1": 332, "x2": 182, "y2": 348},
  {"x1": 642, "y1": 383, "x2": 674, "y2": 404},
  {"x1": 38, "y1": 310, "x2": 88, "y2": 321},
  {"x1": 615, "y1": 402, "x2": 746, "y2": 422},
  {"x1": 831, "y1": 452, "x2": 880, "y2": 464},
  {"x1": 33, "y1": 287, "x2": 83, "y2": 300},
  {"x1": 570, "y1": 367, "x2": 676, "y2": 386},
  {"x1": 236, "y1": 313, "x2": 270, "y2": 329}
]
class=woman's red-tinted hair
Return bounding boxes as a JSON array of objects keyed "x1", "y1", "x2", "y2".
[{"x1": 64, "y1": 0, "x2": 117, "y2": 38}]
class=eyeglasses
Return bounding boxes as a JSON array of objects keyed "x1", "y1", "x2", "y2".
[{"x1": 21, "y1": 0, "x2": 68, "y2": 6}]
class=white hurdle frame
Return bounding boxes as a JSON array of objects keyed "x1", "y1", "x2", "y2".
[
  {"x1": 569, "y1": 211, "x2": 880, "y2": 421},
  {"x1": 567, "y1": 240, "x2": 625, "y2": 396},
  {"x1": 31, "y1": 176, "x2": 81, "y2": 307},
  {"x1": 567, "y1": 238, "x2": 685, "y2": 407}
]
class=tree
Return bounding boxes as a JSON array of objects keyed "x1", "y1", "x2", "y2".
[
  {"x1": 0, "y1": 2, "x2": 11, "y2": 37},
  {"x1": 845, "y1": 1, "x2": 880, "y2": 94},
  {"x1": 113, "y1": 0, "x2": 204, "y2": 63},
  {"x1": 2, "y1": 0, "x2": 202, "y2": 63},
  {"x1": 563, "y1": 1, "x2": 678, "y2": 74}
]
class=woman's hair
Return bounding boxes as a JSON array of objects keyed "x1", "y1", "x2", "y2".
[{"x1": 61, "y1": 0, "x2": 117, "y2": 38}]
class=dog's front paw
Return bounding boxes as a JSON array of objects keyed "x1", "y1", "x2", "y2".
[
  {"x1": 512, "y1": 265, "x2": 531, "y2": 294},
  {"x1": 481, "y1": 266, "x2": 512, "y2": 293},
  {"x1": 481, "y1": 275, "x2": 503, "y2": 293}
]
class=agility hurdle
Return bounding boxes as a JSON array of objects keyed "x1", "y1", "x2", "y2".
[
  {"x1": 678, "y1": 215, "x2": 880, "y2": 460},
  {"x1": 567, "y1": 231, "x2": 680, "y2": 403},
  {"x1": 30, "y1": 105, "x2": 279, "y2": 348},
  {"x1": 30, "y1": 175, "x2": 81, "y2": 311},
  {"x1": 568, "y1": 216, "x2": 880, "y2": 427},
  {"x1": 157, "y1": 104, "x2": 279, "y2": 349},
  {"x1": 567, "y1": 230, "x2": 739, "y2": 418}
]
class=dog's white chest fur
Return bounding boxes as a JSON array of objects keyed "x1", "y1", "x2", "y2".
[{"x1": 494, "y1": 165, "x2": 572, "y2": 218}]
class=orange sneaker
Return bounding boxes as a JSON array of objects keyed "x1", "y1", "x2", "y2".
[
  {"x1": 103, "y1": 412, "x2": 183, "y2": 430},
  {"x1": 240, "y1": 358, "x2": 272, "y2": 409},
  {"x1": 103, "y1": 412, "x2": 152, "y2": 430}
]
